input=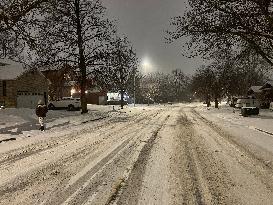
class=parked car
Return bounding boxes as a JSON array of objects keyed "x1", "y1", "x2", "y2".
[
  {"x1": 48, "y1": 97, "x2": 81, "y2": 111},
  {"x1": 241, "y1": 106, "x2": 259, "y2": 117},
  {"x1": 235, "y1": 97, "x2": 260, "y2": 108}
]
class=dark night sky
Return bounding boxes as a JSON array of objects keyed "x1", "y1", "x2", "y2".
[{"x1": 102, "y1": 0, "x2": 205, "y2": 74}]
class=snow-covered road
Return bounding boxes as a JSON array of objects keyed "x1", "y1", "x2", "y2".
[{"x1": 0, "y1": 104, "x2": 273, "y2": 204}]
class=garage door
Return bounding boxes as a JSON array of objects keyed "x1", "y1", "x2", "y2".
[{"x1": 17, "y1": 92, "x2": 44, "y2": 108}]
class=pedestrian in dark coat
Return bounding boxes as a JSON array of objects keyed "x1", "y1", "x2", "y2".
[{"x1": 36, "y1": 99, "x2": 48, "y2": 131}]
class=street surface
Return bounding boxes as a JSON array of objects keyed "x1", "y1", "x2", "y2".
[{"x1": 0, "y1": 104, "x2": 273, "y2": 204}]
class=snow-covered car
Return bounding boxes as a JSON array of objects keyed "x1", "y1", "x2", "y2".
[
  {"x1": 48, "y1": 97, "x2": 81, "y2": 111},
  {"x1": 235, "y1": 97, "x2": 260, "y2": 108}
]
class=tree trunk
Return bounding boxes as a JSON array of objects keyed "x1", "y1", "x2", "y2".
[
  {"x1": 120, "y1": 89, "x2": 124, "y2": 109},
  {"x1": 215, "y1": 97, "x2": 219, "y2": 108},
  {"x1": 206, "y1": 95, "x2": 210, "y2": 107},
  {"x1": 75, "y1": 0, "x2": 88, "y2": 114},
  {"x1": 214, "y1": 89, "x2": 219, "y2": 108}
]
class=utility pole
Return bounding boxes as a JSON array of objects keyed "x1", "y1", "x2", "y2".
[
  {"x1": 75, "y1": 0, "x2": 88, "y2": 114},
  {"x1": 134, "y1": 69, "x2": 136, "y2": 107}
]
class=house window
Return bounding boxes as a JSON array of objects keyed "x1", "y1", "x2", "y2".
[{"x1": 3, "y1": 81, "x2": 6, "y2": 96}]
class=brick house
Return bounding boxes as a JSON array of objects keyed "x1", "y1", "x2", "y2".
[
  {"x1": 72, "y1": 86, "x2": 108, "y2": 105},
  {"x1": 86, "y1": 87, "x2": 107, "y2": 105},
  {"x1": 40, "y1": 64, "x2": 108, "y2": 104},
  {"x1": 0, "y1": 59, "x2": 49, "y2": 108},
  {"x1": 40, "y1": 64, "x2": 79, "y2": 100}
]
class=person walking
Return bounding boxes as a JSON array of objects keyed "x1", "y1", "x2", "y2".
[{"x1": 36, "y1": 99, "x2": 48, "y2": 131}]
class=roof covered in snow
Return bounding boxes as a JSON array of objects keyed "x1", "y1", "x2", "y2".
[
  {"x1": 0, "y1": 59, "x2": 25, "y2": 80},
  {"x1": 260, "y1": 81, "x2": 273, "y2": 90},
  {"x1": 248, "y1": 86, "x2": 263, "y2": 93}
]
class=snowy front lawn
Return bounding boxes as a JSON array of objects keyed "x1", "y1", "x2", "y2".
[
  {"x1": 196, "y1": 103, "x2": 273, "y2": 134},
  {"x1": 195, "y1": 102, "x2": 273, "y2": 154},
  {"x1": 0, "y1": 103, "x2": 158, "y2": 143},
  {"x1": 0, "y1": 104, "x2": 115, "y2": 142}
]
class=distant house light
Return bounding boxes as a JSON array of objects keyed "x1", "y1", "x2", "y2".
[{"x1": 71, "y1": 88, "x2": 76, "y2": 95}]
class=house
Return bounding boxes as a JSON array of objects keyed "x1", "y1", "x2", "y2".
[
  {"x1": 40, "y1": 64, "x2": 79, "y2": 100},
  {"x1": 260, "y1": 81, "x2": 273, "y2": 92},
  {"x1": 72, "y1": 86, "x2": 107, "y2": 105},
  {"x1": 0, "y1": 59, "x2": 49, "y2": 108},
  {"x1": 247, "y1": 86, "x2": 263, "y2": 98},
  {"x1": 87, "y1": 87, "x2": 107, "y2": 105},
  {"x1": 40, "y1": 64, "x2": 108, "y2": 105},
  {"x1": 259, "y1": 81, "x2": 273, "y2": 108}
]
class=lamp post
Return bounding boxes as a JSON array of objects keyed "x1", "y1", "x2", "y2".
[{"x1": 134, "y1": 68, "x2": 136, "y2": 107}]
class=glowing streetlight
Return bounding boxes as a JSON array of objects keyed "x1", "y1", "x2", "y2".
[
  {"x1": 141, "y1": 57, "x2": 153, "y2": 74},
  {"x1": 142, "y1": 59, "x2": 150, "y2": 68}
]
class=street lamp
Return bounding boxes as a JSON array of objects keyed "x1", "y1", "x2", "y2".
[
  {"x1": 141, "y1": 57, "x2": 152, "y2": 74},
  {"x1": 134, "y1": 69, "x2": 136, "y2": 107}
]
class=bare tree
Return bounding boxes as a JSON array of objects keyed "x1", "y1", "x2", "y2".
[
  {"x1": 167, "y1": 0, "x2": 273, "y2": 66},
  {"x1": 34, "y1": 0, "x2": 116, "y2": 113},
  {"x1": 0, "y1": 0, "x2": 51, "y2": 59},
  {"x1": 137, "y1": 71, "x2": 191, "y2": 104},
  {"x1": 191, "y1": 58, "x2": 268, "y2": 108},
  {"x1": 0, "y1": 0, "x2": 49, "y2": 31},
  {"x1": 191, "y1": 66, "x2": 221, "y2": 107},
  {"x1": 139, "y1": 73, "x2": 160, "y2": 105},
  {"x1": 93, "y1": 36, "x2": 138, "y2": 109},
  {"x1": 172, "y1": 69, "x2": 191, "y2": 102}
]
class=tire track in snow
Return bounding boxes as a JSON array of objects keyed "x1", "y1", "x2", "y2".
[
  {"x1": 114, "y1": 114, "x2": 170, "y2": 205},
  {"x1": 0, "y1": 109, "x2": 164, "y2": 205},
  {"x1": 169, "y1": 111, "x2": 223, "y2": 204},
  {"x1": 0, "y1": 111, "x2": 152, "y2": 166},
  {"x1": 192, "y1": 108, "x2": 273, "y2": 170},
  {"x1": 191, "y1": 108, "x2": 273, "y2": 201},
  {"x1": 40, "y1": 110, "x2": 168, "y2": 205},
  {"x1": 0, "y1": 112, "x2": 156, "y2": 192}
]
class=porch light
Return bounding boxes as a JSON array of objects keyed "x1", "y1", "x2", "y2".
[{"x1": 71, "y1": 88, "x2": 76, "y2": 95}]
